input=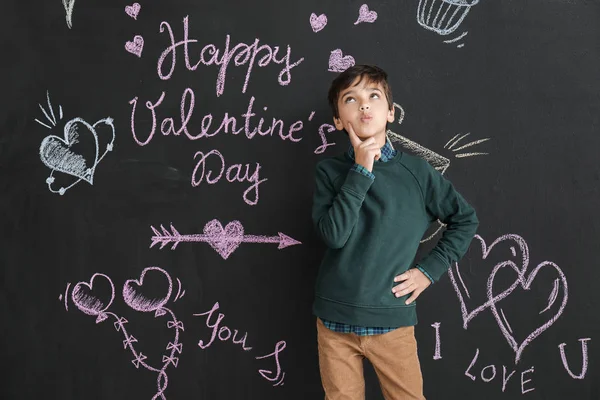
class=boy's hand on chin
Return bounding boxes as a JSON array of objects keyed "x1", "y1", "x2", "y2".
[
  {"x1": 392, "y1": 268, "x2": 432, "y2": 304},
  {"x1": 347, "y1": 122, "x2": 381, "y2": 172}
]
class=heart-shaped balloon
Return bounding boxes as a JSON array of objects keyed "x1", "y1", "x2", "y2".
[
  {"x1": 71, "y1": 273, "x2": 115, "y2": 316},
  {"x1": 123, "y1": 267, "x2": 173, "y2": 312}
]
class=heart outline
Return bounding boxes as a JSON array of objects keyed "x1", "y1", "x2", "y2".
[
  {"x1": 448, "y1": 234, "x2": 530, "y2": 329},
  {"x1": 488, "y1": 260, "x2": 568, "y2": 363}
]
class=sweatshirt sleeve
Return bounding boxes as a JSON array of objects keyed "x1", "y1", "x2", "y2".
[
  {"x1": 416, "y1": 162, "x2": 479, "y2": 282},
  {"x1": 312, "y1": 162, "x2": 374, "y2": 249}
]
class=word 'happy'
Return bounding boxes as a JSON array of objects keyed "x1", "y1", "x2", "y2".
[{"x1": 158, "y1": 16, "x2": 305, "y2": 96}]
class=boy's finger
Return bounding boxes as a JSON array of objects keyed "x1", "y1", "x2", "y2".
[
  {"x1": 393, "y1": 272, "x2": 410, "y2": 282},
  {"x1": 346, "y1": 123, "x2": 362, "y2": 146},
  {"x1": 405, "y1": 291, "x2": 420, "y2": 305}
]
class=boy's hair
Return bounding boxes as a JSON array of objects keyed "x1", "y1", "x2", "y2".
[{"x1": 327, "y1": 64, "x2": 394, "y2": 119}]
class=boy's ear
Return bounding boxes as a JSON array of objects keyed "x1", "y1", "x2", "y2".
[
  {"x1": 333, "y1": 116, "x2": 344, "y2": 131},
  {"x1": 387, "y1": 106, "x2": 395, "y2": 123}
]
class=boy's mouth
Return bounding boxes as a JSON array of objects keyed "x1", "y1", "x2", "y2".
[{"x1": 360, "y1": 115, "x2": 373, "y2": 122}]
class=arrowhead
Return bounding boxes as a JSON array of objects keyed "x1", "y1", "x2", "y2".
[{"x1": 278, "y1": 233, "x2": 302, "y2": 249}]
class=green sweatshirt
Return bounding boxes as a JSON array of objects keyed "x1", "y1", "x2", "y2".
[{"x1": 312, "y1": 151, "x2": 479, "y2": 327}]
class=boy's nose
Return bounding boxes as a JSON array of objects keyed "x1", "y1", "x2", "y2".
[{"x1": 359, "y1": 104, "x2": 370, "y2": 111}]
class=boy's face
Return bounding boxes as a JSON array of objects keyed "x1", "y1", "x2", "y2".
[{"x1": 333, "y1": 76, "x2": 395, "y2": 142}]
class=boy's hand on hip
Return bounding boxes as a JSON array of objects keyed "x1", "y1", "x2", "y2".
[
  {"x1": 347, "y1": 122, "x2": 381, "y2": 172},
  {"x1": 392, "y1": 268, "x2": 431, "y2": 305}
]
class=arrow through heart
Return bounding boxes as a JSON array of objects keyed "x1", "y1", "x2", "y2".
[{"x1": 149, "y1": 220, "x2": 302, "y2": 259}]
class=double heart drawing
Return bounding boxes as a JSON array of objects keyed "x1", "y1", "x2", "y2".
[
  {"x1": 448, "y1": 233, "x2": 568, "y2": 364},
  {"x1": 69, "y1": 267, "x2": 183, "y2": 400},
  {"x1": 39, "y1": 116, "x2": 115, "y2": 195}
]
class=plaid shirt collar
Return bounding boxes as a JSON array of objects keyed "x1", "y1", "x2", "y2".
[{"x1": 348, "y1": 137, "x2": 397, "y2": 162}]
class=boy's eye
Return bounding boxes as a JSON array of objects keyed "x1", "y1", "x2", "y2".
[
  {"x1": 371, "y1": 93, "x2": 380, "y2": 99},
  {"x1": 344, "y1": 97, "x2": 355, "y2": 103}
]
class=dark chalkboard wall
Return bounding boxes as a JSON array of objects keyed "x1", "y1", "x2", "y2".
[{"x1": 2, "y1": 0, "x2": 599, "y2": 399}]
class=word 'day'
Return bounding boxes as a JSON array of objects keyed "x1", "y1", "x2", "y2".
[{"x1": 191, "y1": 149, "x2": 267, "y2": 206}]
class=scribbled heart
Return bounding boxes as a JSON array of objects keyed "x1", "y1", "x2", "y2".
[
  {"x1": 123, "y1": 267, "x2": 173, "y2": 312},
  {"x1": 125, "y1": 35, "x2": 144, "y2": 58},
  {"x1": 309, "y1": 13, "x2": 327, "y2": 32},
  {"x1": 448, "y1": 234, "x2": 530, "y2": 329},
  {"x1": 125, "y1": 3, "x2": 141, "y2": 20},
  {"x1": 328, "y1": 49, "x2": 355, "y2": 72},
  {"x1": 72, "y1": 273, "x2": 115, "y2": 318},
  {"x1": 40, "y1": 118, "x2": 100, "y2": 184},
  {"x1": 355, "y1": 4, "x2": 378, "y2": 25},
  {"x1": 489, "y1": 260, "x2": 568, "y2": 363},
  {"x1": 203, "y1": 219, "x2": 244, "y2": 260}
]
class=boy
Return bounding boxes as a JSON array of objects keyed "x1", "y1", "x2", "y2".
[{"x1": 312, "y1": 65, "x2": 479, "y2": 400}]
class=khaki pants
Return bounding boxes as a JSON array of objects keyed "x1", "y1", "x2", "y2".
[{"x1": 316, "y1": 318, "x2": 425, "y2": 400}]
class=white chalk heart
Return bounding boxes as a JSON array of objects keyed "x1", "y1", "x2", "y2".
[{"x1": 40, "y1": 118, "x2": 100, "y2": 184}]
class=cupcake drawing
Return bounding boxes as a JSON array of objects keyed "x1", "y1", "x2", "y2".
[{"x1": 417, "y1": 0, "x2": 479, "y2": 36}]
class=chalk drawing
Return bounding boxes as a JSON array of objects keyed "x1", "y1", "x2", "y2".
[
  {"x1": 150, "y1": 221, "x2": 301, "y2": 259},
  {"x1": 431, "y1": 322, "x2": 442, "y2": 360},
  {"x1": 417, "y1": 0, "x2": 479, "y2": 35},
  {"x1": 386, "y1": 103, "x2": 489, "y2": 242},
  {"x1": 125, "y1": 3, "x2": 141, "y2": 20},
  {"x1": 37, "y1": 93, "x2": 115, "y2": 195},
  {"x1": 448, "y1": 233, "x2": 569, "y2": 364},
  {"x1": 354, "y1": 4, "x2": 378, "y2": 25},
  {"x1": 310, "y1": 13, "x2": 327, "y2": 32},
  {"x1": 194, "y1": 302, "x2": 287, "y2": 385},
  {"x1": 62, "y1": 0, "x2": 76, "y2": 29},
  {"x1": 125, "y1": 35, "x2": 144, "y2": 58},
  {"x1": 328, "y1": 49, "x2": 356, "y2": 73},
  {"x1": 558, "y1": 338, "x2": 591, "y2": 379},
  {"x1": 66, "y1": 268, "x2": 183, "y2": 399}
]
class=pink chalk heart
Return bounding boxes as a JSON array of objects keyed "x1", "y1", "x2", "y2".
[
  {"x1": 448, "y1": 234, "x2": 530, "y2": 329},
  {"x1": 203, "y1": 219, "x2": 244, "y2": 260},
  {"x1": 489, "y1": 260, "x2": 568, "y2": 363},
  {"x1": 328, "y1": 49, "x2": 355, "y2": 72},
  {"x1": 354, "y1": 4, "x2": 378, "y2": 25},
  {"x1": 125, "y1": 35, "x2": 144, "y2": 58},
  {"x1": 309, "y1": 13, "x2": 327, "y2": 33},
  {"x1": 125, "y1": 3, "x2": 141, "y2": 20},
  {"x1": 72, "y1": 273, "x2": 115, "y2": 317},
  {"x1": 123, "y1": 267, "x2": 173, "y2": 312},
  {"x1": 40, "y1": 118, "x2": 100, "y2": 184}
]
